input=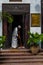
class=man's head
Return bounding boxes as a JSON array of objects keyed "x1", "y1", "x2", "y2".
[{"x1": 18, "y1": 25, "x2": 21, "y2": 29}]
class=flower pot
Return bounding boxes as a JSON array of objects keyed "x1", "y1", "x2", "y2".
[{"x1": 30, "y1": 46, "x2": 40, "y2": 54}]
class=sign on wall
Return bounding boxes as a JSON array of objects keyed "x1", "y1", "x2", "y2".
[{"x1": 31, "y1": 14, "x2": 40, "y2": 27}]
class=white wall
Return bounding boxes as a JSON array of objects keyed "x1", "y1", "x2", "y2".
[
  {"x1": 30, "y1": 0, "x2": 41, "y2": 34},
  {"x1": 30, "y1": 27, "x2": 41, "y2": 34},
  {"x1": 30, "y1": 0, "x2": 41, "y2": 13},
  {"x1": 0, "y1": 22, "x2": 2, "y2": 36},
  {"x1": 0, "y1": 0, "x2": 41, "y2": 36},
  {"x1": 0, "y1": 0, "x2": 9, "y2": 3},
  {"x1": 22, "y1": 0, "x2": 30, "y2": 3}
]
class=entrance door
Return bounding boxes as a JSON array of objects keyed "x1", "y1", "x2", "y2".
[
  {"x1": 12, "y1": 15, "x2": 24, "y2": 47},
  {"x1": 2, "y1": 4, "x2": 30, "y2": 48}
]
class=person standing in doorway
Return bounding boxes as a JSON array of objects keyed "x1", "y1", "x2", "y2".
[
  {"x1": 12, "y1": 26, "x2": 18, "y2": 48},
  {"x1": 12, "y1": 25, "x2": 25, "y2": 48},
  {"x1": 18, "y1": 25, "x2": 22, "y2": 47}
]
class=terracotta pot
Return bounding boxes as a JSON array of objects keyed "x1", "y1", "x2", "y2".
[{"x1": 30, "y1": 46, "x2": 40, "y2": 54}]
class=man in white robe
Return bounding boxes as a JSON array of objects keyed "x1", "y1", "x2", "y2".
[{"x1": 12, "y1": 27, "x2": 18, "y2": 48}]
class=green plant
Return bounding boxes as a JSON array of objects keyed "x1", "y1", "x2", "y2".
[
  {"x1": 27, "y1": 32, "x2": 43, "y2": 47},
  {"x1": 2, "y1": 12, "x2": 13, "y2": 23},
  {"x1": 0, "y1": 36, "x2": 6, "y2": 48}
]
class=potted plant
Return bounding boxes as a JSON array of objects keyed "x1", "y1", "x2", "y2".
[
  {"x1": 27, "y1": 32, "x2": 43, "y2": 54},
  {"x1": 0, "y1": 36, "x2": 6, "y2": 50}
]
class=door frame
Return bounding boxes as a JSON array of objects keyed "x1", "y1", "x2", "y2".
[{"x1": 2, "y1": 3, "x2": 30, "y2": 48}]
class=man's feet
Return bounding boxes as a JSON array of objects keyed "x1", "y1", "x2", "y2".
[{"x1": 18, "y1": 46, "x2": 25, "y2": 48}]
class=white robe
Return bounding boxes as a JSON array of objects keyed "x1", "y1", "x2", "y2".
[{"x1": 12, "y1": 27, "x2": 18, "y2": 48}]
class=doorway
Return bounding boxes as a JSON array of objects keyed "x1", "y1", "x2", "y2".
[
  {"x1": 12, "y1": 15, "x2": 24, "y2": 47},
  {"x1": 2, "y1": 4, "x2": 30, "y2": 48}
]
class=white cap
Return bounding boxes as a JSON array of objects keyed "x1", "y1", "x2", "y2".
[{"x1": 18, "y1": 25, "x2": 21, "y2": 28}]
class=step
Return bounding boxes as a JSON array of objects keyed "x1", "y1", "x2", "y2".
[
  {"x1": 0, "y1": 49, "x2": 43, "y2": 65},
  {"x1": 0, "y1": 59, "x2": 43, "y2": 63},
  {"x1": 0, "y1": 55, "x2": 43, "y2": 59},
  {"x1": 0, "y1": 53, "x2": 32, "y2": 56},
  {"x1": 1, "y1": 52, "x2": 43, "y2": 56},
  {"x1": 0, "y1": 48, "x2": 29, "y2": 53},
  {"x1": 0, "y1": 63, "x2": 43, "y2": 65},
  {"x1": 0, "y1": 49, "x2": 43, "y2": 56}
]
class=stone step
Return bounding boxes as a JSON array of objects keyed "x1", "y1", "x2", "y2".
[
  {"x1": 0, "y1": 52, "x2": 43, "y2": 56},
  {"x1": 0, "y1": 55, "x2": 43, "y2": 59},
  {"x1": 0, "y1": 59, "x2": 43, "y2": 63},
  {"x1": 0, "y1": 49, "x2": 43, "y2": 53},
  {"x1": 0, "y1": 49, "x2": 43, "y2": 65},
  {"x1": 0, "y1": 63, "x2": 43, "y2": 65},
  {"x1": 0, "y1": 53, "x2": 32, "y2": 56},
  {"x1": 0, "y1": 48, "x2": 29, "y2": 53}
]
